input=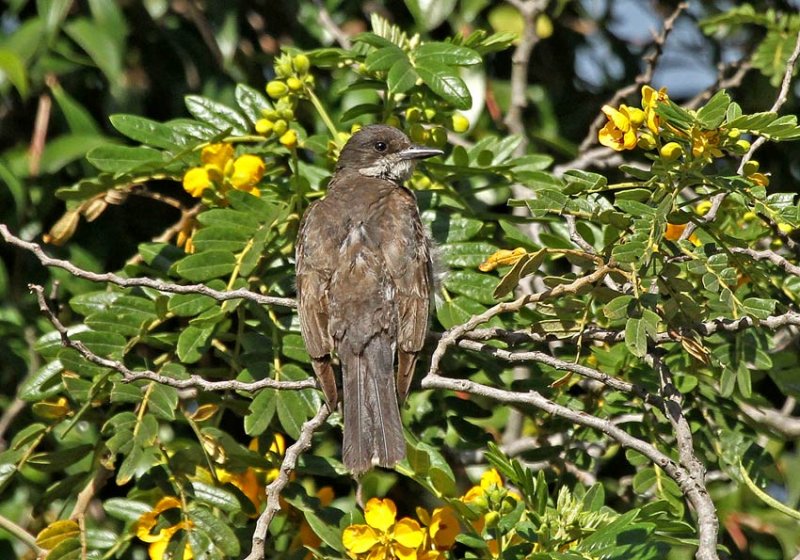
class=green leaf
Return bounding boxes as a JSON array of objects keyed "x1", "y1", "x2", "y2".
[
  {"x1": 104, "y1": 498, "x2": 151, "y2": 522},
  {"x1": 444, "y1": 270, "x2": 502, "y2": 303},
  {"x1": 188, "y1": 504, "x2": 241, "y2": 556},
  {"x1": 185, "y1": 95, "x2": 249, "y2": 135},
  {"x1": 415, "y1": 61, "x2": 472, "y2": 109},
  {"x1": 387, "y1": 57, "x2": 418, "y2": 94},
  {"x1": 148, "y1": 383, "x2": 179, "y2": 420},
  {"x1": 245, "y1": 388, "x2": 277, "y2": 436},
  {"x1": 493, "y1": 249, "x2": 546, "y2": 299},
  {"x1": 282, "y1": 334, "x2": 311, "y2": 364},
  {"x1": 742, "y1": 297, "x2": 776, "y2": 320},
  {"x1": 441, "y1": 242, "x2": 499, "y2": 268},
  {"x1": 177, "y1": 325, "x2": 214, "y2": 363},
  {"x1": 191, "y1": 481, "x2": 242, "y2": 513},
  {"x1": 235, "y1": 83, "x2": 271, "y2": 124},
  {"x1": 87, "y1": 145, "x2": 165, "y2": 173},
  {"x1": 423, "y1": 211, "x2": 483, "y2": 243},
  {"x1": 28, "y1": 444, "x2": 94, "y2": 473},
  {"x1": 303, "y1": 509, "x2": 345, "y2": 552},
  {"x1": 604, "y1": 296, "x2": 635, "y2": 321},
  {"x1": 415, "y1": 42, "x2": 481, "y2": 65},
  {"x1": 64, "y1": 18, "x2": 122, "y2": 83},
  {"x1": 436, "y1": 296, "x2": 486, "y2": 329},
  {"x1": 562, "y1": 169, "x2": 607, "y2": 194},
  {"x1": 625, "y1": 317, "x2": 647, "y2": 358},
  {"x1": 612, "y1": 241, "x2": 648, "y2": 264},
  {"x1": 277, "y1": 390, "x2": 311, "y2": 439},
  {"x1": 0, "y1": 48, "x2": 29, "y2": 97},
  {"x1": 109, "y1": 114, "x2": 187, "y2": 149},
  {"x1": 175, "y1": 250, "x2": 236, "y2": 282},
  {"x1": 19, "y1": 361, "x2": 64, "y2": 401},
  {"x1": 404, "y1": 0, "x2": 458, "y2": 31},
  {"x1": 191, "y1": 225, "x2": 252, "y2": 253},
  {"x1": 365, "y1": 45, "x2": 407, "y2": 72},
  {"x1": 696, "y1": 89, "x2": 730, "y2": 129},
  {"x1": 168, "y1": 293, "x2": 216, "y2": 317}
]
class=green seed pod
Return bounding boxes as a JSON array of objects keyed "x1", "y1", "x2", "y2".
[{"x1": 405, "y1": 107, "x2": 422, "y2": 123}]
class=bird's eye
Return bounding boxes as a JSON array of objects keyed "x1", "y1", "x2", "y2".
[{"x1": 374, "y1": 141, "x2": 387, "y2": 152}]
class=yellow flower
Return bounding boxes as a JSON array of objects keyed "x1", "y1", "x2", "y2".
[
  {"x1": 201, "y1": 143, "x2": 235, "y2": 172},
  {"x1": 416, "y1": 506, "x2": 460, "y2": 551},
  {"x1": 230, "y1": 154, "x2": 265, "y2": 196},
  {"x1": 641, "y1": 85, "x2": 669, "y2": 133},
  {"x1": 342, "y1": 498, "x2": 425, "y2": 560},
  {"x1": 183, "y1": 167, "x2": 212, "y2": 197},
  {"x1": 690, "y1": 127, "x2": 723, "y2": 159},
  {"x1": 598, "y1": 105, "x2": 640, "y2": 151},
  {"x1": 181, "y1": 143, "x2": 265, "y2": 199},
  {"x1": 135, "y1": 497, "x2": 194, "y2": 560},
  {"x1": 664, "y1": 223, "x2": 699, "y2": 245}
]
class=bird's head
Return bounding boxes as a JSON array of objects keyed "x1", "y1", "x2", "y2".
[{"x1": 336, "y1": 125, "x2": 443, "y2": 184}]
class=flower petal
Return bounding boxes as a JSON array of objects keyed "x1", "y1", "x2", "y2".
[
  {"x1": 429, "y1": 507, "x2": 460, "y2": 549},
  {"x1": 365, "y1": 498, "x2": 397, "y2": 532},
  {"x1": 479, "y1": 469, "x2": 503, "y2": 490},
  {"x1": 201, "y1": 143, "x2": 234, "y2": 168},
  {"x1": 183, "y1": 167, "x2": 212, "y2": 198},
  {"x1": 393, "y1": 518, "x2": 424, "y2": 549},
  {"x1": 343, "y1": 524, "x2": 381, "y2": 554},
  {"x1": 230, "y1": 154, "x2": 265, "y2": 189}
]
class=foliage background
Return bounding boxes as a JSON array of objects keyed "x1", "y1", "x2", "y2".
[{"x1": 2, "y1": 0, "x2": 800, "y2": 559}]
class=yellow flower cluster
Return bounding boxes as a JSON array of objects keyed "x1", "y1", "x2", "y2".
[
  {"x1": 259, "y1": 52, "x2": 311, "y2": 148},
  {"x1": 134, "y1": 497, "x2": 194, "y2": 560},
  {"x1": 599, "y1": 85, "x2": 667, "y2": 151},
  {"x1": 182, "y1": 143, "x2": 265, "y2": 199},
  {"x1": 461, "y1": 469, "x2": 522, "y2": 557},
  {"x1": 342, "y1": 498, "x2": 459, "y2": 560}
]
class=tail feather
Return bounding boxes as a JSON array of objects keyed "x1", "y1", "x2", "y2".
[{"x1": 341, "y1": 335, "x2": 405, "y2": 475}]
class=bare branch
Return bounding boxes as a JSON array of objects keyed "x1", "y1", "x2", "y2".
[
  {"x1": 740, "y1": 401, "x2": 800, "y2": 439},
  {"x1": 729, "y1": 246, "x2": 800, "y2": 276},
  {"x1": 430, "y1": 264, "x2": 611, "y2": 374},
  {"x1": 0, "y1": 513, "x2": 42, "y2": 557},
  {"x1": 29, "y1": 284, "x2": 315, "y2": 392},
  {"x1": 456, "y1": 339, "x2": 663, "y2": 408},
  {"x1": 738, "y1": 28, "x2": 800, "y2": 172},
  {"x1": 1, "y1": 224, "x2": 296, "y2": 309},
  {"x1": 503, "y1": 0, "x2": 549, "y2": 154},
  {"x1": 313, "y1": 0, "x2": 352, "y2": 49},
  {"x1": 577, "y1": 3, "x2": 687, "y2": 154},
  {"x1": 648, "y1": 352, "x2": 719, "y2": 560},
  {"x1": 244, "y1": 405, "x2": 331, "y2": 560}
]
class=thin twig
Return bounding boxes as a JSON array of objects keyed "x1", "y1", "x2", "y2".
[
  {"x1": 313, "y1": 0, "x2": 351, "y2": 49},
  {"x1": 1, "y1": 225, "x2": 296, "y2": 309},
  {"x1": 456, "y1": 339, "x2": 663, "y2": 408},
  {"x1": 244, "y1": 405, "x2": 331, "y2": 560},
  {"x1": 0, "y1": 513, "x2": 43, "y2": 556},
  {"x1": 577, "y1": 3, "x2": 687, "y2": 154},
  {"x1": 738, "y1": 28, "x2": 800, "y2": 172},
  {"x1": 29, "y1": 284, "x2": 315, "y2": 392}
]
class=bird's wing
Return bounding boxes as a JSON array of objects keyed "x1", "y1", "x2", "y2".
[
  {"x1": 380, "y1": 188, "x2": 432, "y2": 399},
  {"x1": 295, "y1": 200, "x2": 335, "y2": 360}
]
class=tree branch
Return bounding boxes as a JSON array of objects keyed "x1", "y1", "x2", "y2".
[
  {"x1": 648, "y1": 352, "x2": 719, "y2": 560},
  {"x1": 1, "y1": 224, "x2": 295, "y2": 309},
  {"x1": 29, "y1": 284, "x2": 315, "y2": 392},
  {"x1": 244, "y1": 405, "x2": 331, "y2": 560}
]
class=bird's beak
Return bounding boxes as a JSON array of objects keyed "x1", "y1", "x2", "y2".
[{"x1": 398, "y1": 145, "x2": 444, "y2": 160}]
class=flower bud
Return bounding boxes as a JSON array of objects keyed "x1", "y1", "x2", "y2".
[
  {"x1": 255, "y1": 119, "x2": 274, "y2": 135},
  {"x1": 292, "y1": 54, "x2": 310, "y2": 74},
  {"x1": 273, "y1": 119, "x2": 288, "y2": 136},
  {"x1": 385, "y1": 115, "x2": 401, "y2": 128},
  {"x1": 430, "y1": 126, "x2": 447, "y2": 148},
  {"x1": 409, "y1": 123, "x2": 428, "y2": 144},
  {"x1": 636, "y1": 133, "x2": 656, "y2": 150},
  {"x1": 660, "y1": 142, "x2": 683, "y2": 162},
  {"x1": 734, "y1": 139, "x2": 751, "y2": 153},
  {"x1": 280, "y1": 108, "x2": 294, "y2": 121},
  {"x1": 727, "y1": 127, "x2": 741, "y2": 139},
  {"x1": 280, "y1": 129, "x2": 298, "y2": 149},
  {"x1": 451, "y1": 113, "x2": 469, "y2": 133},
  {"x1": 778, "y1": 223, "x2": 794, "y2": 235},
  {"x1": 742, "y1": 160, "x2": 759, "y2": 176},
  {"x1": 266, "y1": 80, "x2": 289, "y2": 99},
  {"x1": 405, "y1": 107, "x2": 422, "y2": 123},
  {"x1": 424, "y1": 108, "x2": 436, "y2": 121},
  {"x1": 286, "y1": 76, "x2": 303, "y2": 91},
  {"x1": 484, "y1": 511, "x2": 500, "y2": 529}
]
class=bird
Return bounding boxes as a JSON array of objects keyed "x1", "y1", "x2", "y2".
[{"x1": 295, "y1": 125, "x2": 441, "y2": 475}]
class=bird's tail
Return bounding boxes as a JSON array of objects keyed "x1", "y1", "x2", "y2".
[{"x1": 341, "y1": 334, "x2": 405, "y2": 475}]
